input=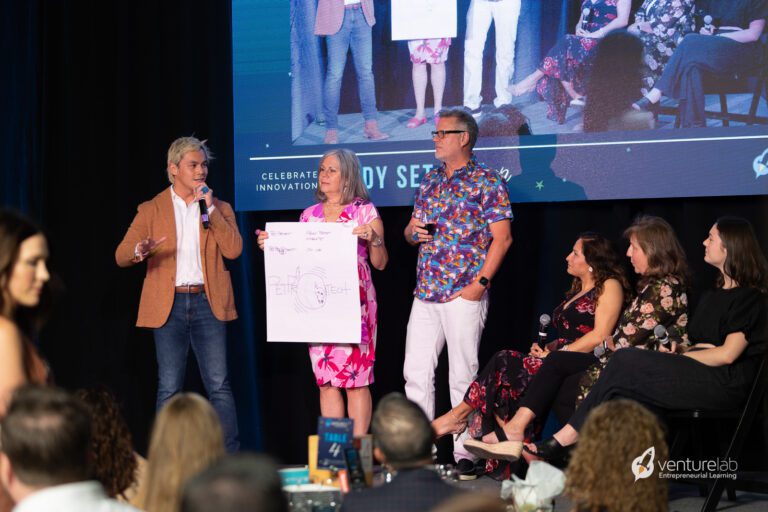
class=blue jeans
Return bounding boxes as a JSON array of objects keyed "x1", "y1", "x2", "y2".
[
  {"x1": 323, "y1": 7, "x2": 377, "y2": 130},
  {"x1": 154, "y1": 292, "x2": 239, "y2": 452}
]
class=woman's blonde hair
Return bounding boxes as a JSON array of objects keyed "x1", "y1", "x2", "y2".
[
  {"x1": 141, "y1": 393, "x2": 225, "y2": 512},
  {"x1": 314, "y1": 148, "x2": 369, "y2": 204},
  {"x1": 565, "y1": 399, "x2": 668, "y2": 512}
]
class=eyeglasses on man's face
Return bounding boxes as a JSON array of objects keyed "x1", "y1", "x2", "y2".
[{"x1": 431, "y1": 130, "x2": 466, "y2": 140}]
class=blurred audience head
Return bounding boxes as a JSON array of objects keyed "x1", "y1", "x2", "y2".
[
  {"x1": 712, "y1": 216, "x2": 768, "y2": 292},
  {"x1": 584, "y1": 32, "x2": 649, "y2": 133},
  {"x1": 0, "y1": 209, "x2": 51, "y2": 331},
  {"x1": 180, "y1": 453, "x2": 288, "y2": 512},
  {"x1": 371, "y1": 392, "x2": 433, "y2": 470},
  {"x1": 565, "y1": 399, "x2": 668, "y2": 512},
  {"x1": 141, "y1": 393, "x2": 225, "y2": 512},
  {"x1": 76, "y1": 386, "x2": 137, "y2": 499},
  {"x1": 624, "y1": 215, "x2": 689, "y2": 284},
  {"x1": 429, "y1": 491, "x2": 507, "y2": 512},
  {"x1": 0, "y1": 386, "x2": 91, "y2": 500},
  {"x1": 478, "y1": 104, "x2": 532, "y2": 138}
]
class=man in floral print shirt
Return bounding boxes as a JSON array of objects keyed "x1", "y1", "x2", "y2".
[{"x1": 403, "y1": 108, "x2": 513, "y2": 473}]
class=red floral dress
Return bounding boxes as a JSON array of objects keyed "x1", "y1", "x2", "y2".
[
  {"x1": 304, "y1": 198, "x2": 379, "y2": 388},
  {"x1": 463, "y1": 288, "x2": 597, "y2": 479},
  {"x1": 537, "y1": 0, "x2": 618, "y2": 123}
]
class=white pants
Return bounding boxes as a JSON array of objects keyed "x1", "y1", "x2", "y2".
[
  {"x1": 403, "y1": 296, "x2": 489, "y2": 462},
  {"x1": 463, "y1": 0, "x2": 522, "y2": 109}
]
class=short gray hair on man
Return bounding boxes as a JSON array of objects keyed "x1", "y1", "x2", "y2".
[
  {"x1": 166, "y1": 136, "x2": 215, "y2": 184},
  {"x1": 180, "y1": 454, "x2": 288, "y2": 512},
  {"x1": 371, "y1": 393, "x2": 433, "y2": 469},
  {"x1": 437, "y1": 108, "x2": 479, "y2": 149},
  {"x1": 314, "y1": 148, "x2": 369, "y2": 204}
]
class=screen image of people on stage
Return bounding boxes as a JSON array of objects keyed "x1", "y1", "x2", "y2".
[{"x1": 232, "y1": 0, "x2": 768, "y2": 211}]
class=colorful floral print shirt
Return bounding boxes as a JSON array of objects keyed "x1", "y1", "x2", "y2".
[{"x1": 411, "y1": 155, "x2": 513, "y2": 303}]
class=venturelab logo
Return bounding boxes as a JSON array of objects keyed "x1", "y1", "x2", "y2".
[
  {"x1": 631, "y1": 446, "x2": 655, "y2": 481},
  {"x1": 754, "y1": 149, "x2": 768, "y2": 179},
  {"x1": 631, "y1": 446, "x2": 738, "y2": 482}
]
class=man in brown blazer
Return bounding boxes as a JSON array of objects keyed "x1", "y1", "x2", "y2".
[{"x1": 116, "y1": 137, "x2": 242, "y2": 451}]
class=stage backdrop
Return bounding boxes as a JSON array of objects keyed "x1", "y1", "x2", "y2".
[
  {"x1": 233, "y1": 0, "x2": 768, "y2": 211},
  {"x1": 4, "y1": 0, "x2": 768, "y2": 467}
]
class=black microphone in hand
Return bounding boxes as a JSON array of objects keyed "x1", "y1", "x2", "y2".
[
  {"x1": 199, "y1": 186, "x2": 210, "y2": 229},
  {"x1": 538, "y1": 313, "x2": 551, "y2": 348},
  {"x1": 653, "y1": 324, "x2": 671, "y2": 350}
]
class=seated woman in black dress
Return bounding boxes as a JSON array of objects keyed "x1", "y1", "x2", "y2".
[
  {"x1": 526, "y1": 216, "x2": 768, "y2": 461},
  {"x1": 634, "y1": 0, "x2": 768, "y2": 127},
  {"x1": 463, "y1": 215, "x2": 689, "y2": 466},
  {"x1": 431, "y1": 233, "x2": 629, "y2": 479}
]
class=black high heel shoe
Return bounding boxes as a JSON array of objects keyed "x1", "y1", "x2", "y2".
[{"x1": 523, "y1": 437, "x2": 573, "y2": 461}]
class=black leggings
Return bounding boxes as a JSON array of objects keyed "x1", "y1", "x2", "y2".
[
  {"x1": 519, "y1": 350, "x2": 597, "y2": 424},
  {"x1": 568, "y1": 348, "x2": 758, "y2": 431},
  {"x1": 656, "y1": 33, "x2": 763, "y2": 127}
]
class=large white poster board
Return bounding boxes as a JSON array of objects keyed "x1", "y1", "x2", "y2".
[
  {"x1": 264, "y1": 222, "x2": 361, "y2": 344},
  {"x1": 391, "y1": 0, "x2": 457, "y2": 41}
]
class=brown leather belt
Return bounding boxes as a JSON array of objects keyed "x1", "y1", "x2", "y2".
[{"x1": 175, "y1": 285, "x2": 204, "y2": 294}]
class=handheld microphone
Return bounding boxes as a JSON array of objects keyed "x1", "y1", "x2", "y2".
[
  {"x1": 653, "y1": 324, "x2": 671, "y2": 350},
  {"x1": 538, "y1": 314, "x2": 551, "y2": 348},
  {"x1": 199, "y1": 186, "x2": 210, "y2": 229},
  {"x1": 594, "y1": 327, "x2": 619, "y2": 358},
  {"x1": 703, "y1": 15, "x2": 714, "y2": 34},
  {"x1": 581, "y1": 7, "x2": 592, "y2": 31}
]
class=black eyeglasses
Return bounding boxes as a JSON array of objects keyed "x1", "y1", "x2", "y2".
[{"x1": 431, "y1": 130, "x2": 466, "y2": 140}]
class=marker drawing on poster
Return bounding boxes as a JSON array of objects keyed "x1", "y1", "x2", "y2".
[{"x1": 265, "y1": 222, "x2": 361, "y2": 344}]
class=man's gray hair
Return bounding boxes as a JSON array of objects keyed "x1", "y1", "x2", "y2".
[
  {"x1": 166, "y1": 136, "x2": 214, "y2": 184},
  {"x1": 371, "y1": 393, "x2": 433, "y2": 469},
  {"x1": 438, "y1": 108, "x2": 479, "y2": 149}
]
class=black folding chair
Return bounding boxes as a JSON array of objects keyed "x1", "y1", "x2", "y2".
[{"x1": 668, "y1": 354, "x2": 768, "y2": 512}]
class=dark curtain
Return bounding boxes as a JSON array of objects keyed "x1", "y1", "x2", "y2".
[{"x1": 4, "y1": 0, "x2": 768, "y2": 467}]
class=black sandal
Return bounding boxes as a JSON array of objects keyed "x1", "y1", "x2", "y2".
[{"x1": 523, "y1": 437, "x2": 573, "y2": 461}]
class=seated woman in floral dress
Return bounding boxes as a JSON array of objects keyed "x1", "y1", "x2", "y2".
[
  {"x1": 510, "y1": 0, "x2": 631, "y2": 124},
  {"x1": 432, "y1": 232, "x2": 628, "y2": 479},
  {"x1": 629, "y1": 0, "x2": 696, "y2": 92}
]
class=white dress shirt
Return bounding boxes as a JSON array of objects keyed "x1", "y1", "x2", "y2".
[
  {"x1": 14, "y1": 481, "x2": 139, "y2": 512},
  {"x1": 170, "y1": 185, "x2": 206, "y2": 286}
]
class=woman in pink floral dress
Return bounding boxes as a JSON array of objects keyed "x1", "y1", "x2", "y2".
[{"x1": 257, "y1": 148, "x2": 387, "y2": 436}]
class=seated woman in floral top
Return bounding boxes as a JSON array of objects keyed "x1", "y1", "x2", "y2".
[
  {"x1": 462, "y1": 216, "x2": 689, "y2": 469},
  {"x1": 432, "y1": 232, "x2": 629, "y2": 480}
]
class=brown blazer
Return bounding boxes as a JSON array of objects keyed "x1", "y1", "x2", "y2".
[
  {"x1": 115, "y1": 189, "x2": 242, "y2": 328},
  {"x1": 314, "y1": 0, "x2": 375, "y2": 36}
]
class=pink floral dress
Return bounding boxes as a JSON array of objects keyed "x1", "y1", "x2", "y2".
[
  {"x1": 407, "y1": 38, "x2": 452, "y2": 64},
  {"x1": 303, "y1": 198, "x2": 379, "y2": 388}
]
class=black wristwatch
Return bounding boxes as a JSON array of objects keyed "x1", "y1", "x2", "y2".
[{"x1": 478, "y1": 276, "x2": 490, "y2": 287}]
